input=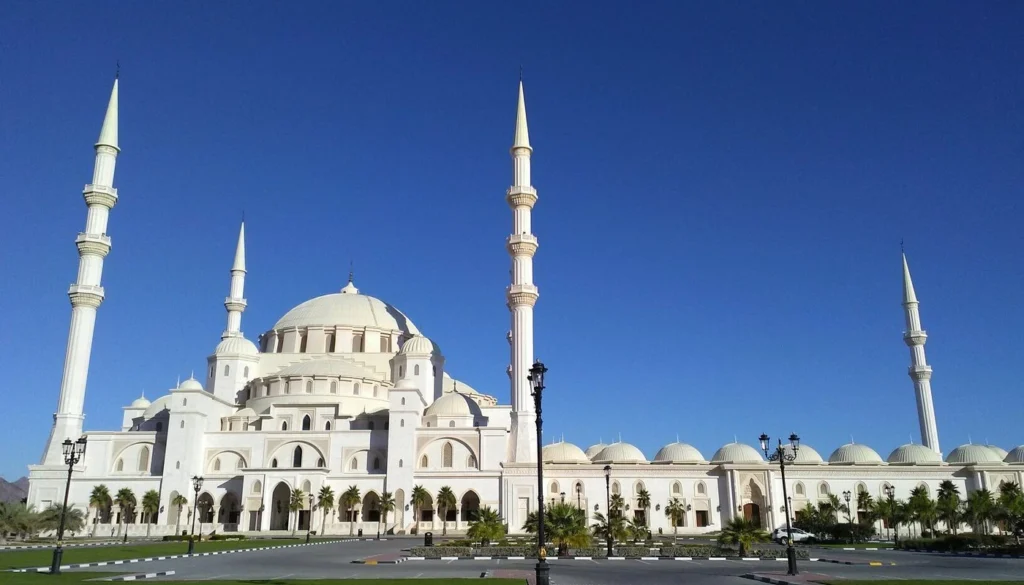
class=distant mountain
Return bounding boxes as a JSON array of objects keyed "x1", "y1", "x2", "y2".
[{"x1": 0, "y1": 476, "x2": 28, "y2": 503}]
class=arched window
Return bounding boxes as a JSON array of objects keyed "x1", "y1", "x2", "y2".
[
  {"x1": 368, "y1": 421, "x2": 375, "y2": 430},
  {"x1": 414, "y1": 365, "x2": 420, "y2": 375},
  {"x1": 180, "y1": 420, "x2": 185, "y2": 429},
  {"x1": 373, "y1": 457, "x2": 380, "y2": 470},
  {"x1": 449, "y1": 420, "x2": 455, "y2": 428},
  {"x1": 210, "y1": 366, "x2": 215, "y2": 378},
  {"x1": 352, "y1": 334, "x2": 362, "y2": 352},
  {"x1": 350, "y1": 458, "x2": 357, "y2": 470},
  {"x1": 176, "y1": 461, "x2": 180, "y2": 469},
  {"x1": 299, "y1": 333, "x2": 308, "y2": 353},
  {"x1": 354, "y1": 383, "x2": 360, "y2": 396},
  {"x1": 302, "y1": 415, "x2": 311, "y2": 431},
  {"x1": 401, "y1": 397, "x2": 406, "y2": 406},
  {"x1": 795, "y1": 482, "x2": 805, "y2": 496},
  {"x1": 224, "y1": 365, "x2": 230, "y2": 376},
  {"x1": 305, "y1": 381, "x2": 312, "y2": 394},
  {"x1": 400, "y1": 419, "x2": 405, "y2": 427},
  {"x1": 281, "y1": 421, "x2": 288, "y2": 431},
  {"x1": 214, "y1": 458, "x2": 221, "y2": 471},
  {"x1": 696, "y1": 482, "x2": 707, "y2": 495},
  {"x1": 115, "y1": 458, "x2": 124, "y2": 472},
  {"x1": 244, "y1": 366, "x2": 249, "y2": 377},
  {"x1": 612, "y1": 481, "x2": 620, "y2": 495},
  {"x1": 253, "y1": 480, "x2": 262, "y2": 494},
  {"x1": 468, "y1": 455, "x2": 477, "y2": 468},
  {"x1": 818, "y1": 482, "x2": 830, "y2": 496},
  {"x1": 420, "y1": 455, "x2": 429, "y2": 469},
  {"x1": 326, "y1": 334, "x2": 335, "y2": 353},
  {"x1": 672, "y1": 482, "x2": 681, "y2": 495},
  {"x1": 271, "y1": 458, "x2": 278, "y2": 468},
  {"x1": 443, "y1": 442, "x2": 453, "y2": 468},
  {"x1": 399, "y1": 459, "x2": 403, "y2": 468},
  {"x1": 317, "y1": 458, "x2": 325, "y2": 467},
  {"x1": 183, "y1": 398, "x2": 187, "y2": 406},
  {"x1": 325, "y1": 421, "x2": 332, "y2": 431},
  {"x1": 330, "y1": 381, "x2": 337, "y2": 394},
  {"x1": 549, "y1": 481, "x2": 559, "y2": 494},
  {"x1": 380, "y1": 336, "x2": 391, "y2": 352},
  {"x1": 156, "y1": 422, "x2": 163, "y2": 432},
  {"x1": 293, "y1": 446, "x2": 303, "y2": 468}
]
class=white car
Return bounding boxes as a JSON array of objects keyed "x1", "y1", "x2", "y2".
[{"x1": 771, "y1": 527, "x2": 816, "y2": 544}]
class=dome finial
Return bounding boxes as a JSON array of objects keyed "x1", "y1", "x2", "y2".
[{"x1": 340, "y1": 261, "x2": 360, "y2": 294}]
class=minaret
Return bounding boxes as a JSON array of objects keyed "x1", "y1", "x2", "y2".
[
  {"x1": 506, "y1": 80, "x2": 541, "y2": 463},
  {"x1": 223, "y1": 221, "x2": 247, "y2": 338},
  {"x1": 902, "y1": 251, "x2": 940, "y2": 454},
  {"x1": 40, "y1": 77, "x2": 120, "y2": 465}
]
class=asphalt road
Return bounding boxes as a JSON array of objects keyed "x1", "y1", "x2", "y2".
[{"x1": 64, "y1": 539, "x2": 1024, "y2": 583}]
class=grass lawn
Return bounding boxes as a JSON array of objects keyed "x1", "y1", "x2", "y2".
[
  {"x1": 0, "y1": 539, "x2": 314, "y2": 570},
  {"x1": 0, "y1": 574, "x2": 522, "y2": 585}
]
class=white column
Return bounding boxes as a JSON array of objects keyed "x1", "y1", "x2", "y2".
[{"x1": 902, "y1": 253, "x2": 940, "y2": 454}]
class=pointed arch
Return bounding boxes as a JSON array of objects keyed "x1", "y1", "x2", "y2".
[
  {"x1": 420, "y1": 455, "x2": 429, "y2": 469},
  {"x1": 252, "y1": 480, "x2": 263, "y2": 494},
  {"x1": 325, "y1": 420, "x2": 332, "y2": 431},
  {"x1": 460, "y1": 490, "x2": 481, "y2": 522},
  {"x1": 138, "y1": 446, "x2": 150, "y2": 472},
  {"x1": 443, "y1": 442, "x2": 454, "y2": 468},
  {"x1": 292, "y1": 445, "x2": 303, "y2": 468},
  {"x1": 302, "y1": 415, "x2": 311, "y2": 431}
]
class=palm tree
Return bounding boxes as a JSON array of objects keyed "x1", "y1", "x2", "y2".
[
  {"x1": 89, "y1": 484, "x2": 112, "y2": 537},
  {"x1": 317, "y1": 485, "x2": 335, "y2": 536},
  {"x1": 625, "y1": 517, "x2": 648, "y2": 541},
  {"x1": 965, "y1": 489, "x2": 994, "y2": 536},
  {"x1": 996, "y1": 482, "x2": 1024, "y2": 545},
  {"x1": 436, "y1": 487, "x2": 457, "y2": 536},
  {"x1": 288, "y1": 488, "x2": 305, "y2": 537},
  {"x1": 906, "y1": 486, "x2": 931, "y2": 538},
  {"x1": 39, "y1": 504, "x2": 86, "y2": 536},
  {"x1": 914, "y1": 497, "x2": 938, "y2": 537},
  {"x1": 718, "y1": 517, "x2": 769, "y2": 556},
  {"x1": 141, "y1": 490, "x2": 160, "y2": 537},
  {"x1": 171, "y1": 494, "x2": 188, "y2": 537},
  {"x1": 522, "y1": 502, "x2": 589, "y2": 556},
  {"x1": 114, "y1": 488, "x2": 137, "y2": 538},
  {"x1": 937, "y1": 489, "x2": 963, "y2": 536},
  {"x1": 467, "y1": 506, "x2": 505, "y2": 546},
  {"x1": 609, "y1": 494, "x2": 625, "y2": 518},
  {"x1": 411, "y1": 485, "x2": 431, "y2": 534},
  {"x1": 0, "y1": 502, "x2": 40, "y2": 541},
  {"x1": 665, "y1": 498, "x2": 686, "y2": 537},
  {"x1": 591, "y1": 511, "x2": 628, "y2": 547},
  {"x1": 855, "y1": 488, "x2": 874, "y2": 525},
  {"x1": 341, "y1": 485, "x2": 360, "y2": 535},
  {"x1": 636, "y1": 487, "x2": 651, "y2": 529},
  {"x1": 379, "y1": 491, "x2": 396, "y2": 536}
]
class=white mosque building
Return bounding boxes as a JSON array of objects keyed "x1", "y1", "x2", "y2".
[{"x1": 26, "y1": 76, "x2": 1024, "y2": 538}]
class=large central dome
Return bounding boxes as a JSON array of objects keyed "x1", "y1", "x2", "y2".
[{"x1": 272, "y1": 281, "x2": 420, "y2": 334}]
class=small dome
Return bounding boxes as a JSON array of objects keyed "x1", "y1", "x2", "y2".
[
  {"x1": 783, "y1": 444, "x2": 824, "y2": 464},
  {"x1": 987, "y1": 445, "x2": 1009, "y2": 460},
  {"x1": 1004, "y1": 446, "x2": 1024, "y2": 464},
  {"x1": 542, "y1": 441, "x2": 589, "y2": 464},
  {"x1": 946, "y1": 444, "x2": 1004, "y2": 465},
  {"x1": 593, "y1": 442, "x2": 648, "y2": 463},
  {"x1": 424, "y1": 392, "x2": 481, "y2": 418},
  {"x1": 215, "y1": 336, "x2": 259, "y2": 356},
  {"x1": 585, "y1": 443, "x2": 608, "y2": 460},
  {"x1": 711, "y1": 442, "x2": 764, "y2": 464},
  {"x1": 828, "y1": 443, "x2": 884, "y2": 465},
  {"x1": 653, "y1": 442, "x2": 705, "y2": 464},
  {"x1": 130, "y1": 395, "x2": 151, "y2": 409},
  {"x1": 178, "y1": 377, "x2": 204, "y2": 391},
  {"x1": 887, "y1": 444, "x2": 943, "y2": 466},
  {"x1": 400, "y1": 335, "x2": 439, "y2": 356},
  {"x1": 142, "y1": 395, "x2": 172, "y2": 419}
]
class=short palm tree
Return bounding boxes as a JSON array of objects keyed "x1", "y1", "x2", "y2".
[
  {"x1": 317, "y1": 485, "x2": 335, "y2": 536},
  {"x1": 965, "y1": 489, "x2": 994, "y2": 535},
  {"x1": 411, "y1": 485, "x2": 431, "y2": 533},
  {"x1": 936, "y1": 488, "x2": 963, "y2": 536},
  {"x1": 89, "y1": 484, "x2": 112, "y2": 537},
  {"x1": 591, "y1": 510, "x2": 628, "y2": 548},
  {"x1": 997, "y1": 482, "x2": 1024, "y2": 545},
  {"x1": 855, "y1": 488, "x2": 874, "y2": 525},
  {"x1": 609, "y1": 494, "x2": 625, "y2": 518},
  {"x1": 341, "y1": 485, "x2": 360, "y2": 535},
  {"x1": 665, "y1": 497, "x2": 686, "y2": 537},
  {"x1": 0, "y1": 502, "x2": 40, "y2": 541},
  {"x1": 718, "y1": 517, "x2": 769, "y2": 556},
  {"x1": 288, "y1": 488, "x2": 305, "y2": 536},
  {"x1": 379, "y1": 491, "x2": 396, "y2": 536},
  {"x1": 636, "y1": 487, "x2": 651, "y2": 529},
  {"x1": 436, "y1": 486, "x2": 457, "y2": 535},
  {"x1": 522, "y1": 502, "x2": 589, "y2": 556},
  {"x1": 171, "y1": 494, "x2": 188, "y2": 536},
  {"x1": 114, "y1": 488, "x2": 136, "y2": 538},
  {"x1": 39, "y1": 504, "x2": 86, "y2": 536},
  {"x1": 467, "y1": 506, "x2": 505, "y2": 546},
  {"x1": 141, "y1": 490, "x2": 160, "y2": 537}
]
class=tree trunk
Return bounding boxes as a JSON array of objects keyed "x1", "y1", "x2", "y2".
[
  {"x1": 350, "y1": 507, "x2": 355, "y2": 535},
  {"x1": 441, "y1": 507, "x2": 447, "y2": 535},
  {"x1": 175, "y1": 507, "x2": 182, "y2": 537},
  {"x1": 146, "y1": 514, "x2": 152, "y2": 537},
  {"x1": 321, "y1": 510, "x2": 327, "y2": 536},
  {"x1": 292, "y1": 513, "x2": 297, "y2": 537}
]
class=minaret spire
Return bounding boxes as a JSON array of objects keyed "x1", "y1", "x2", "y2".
[
  {"x1": 506, "y1": 79, "x2": 541, "y2": 463},
  {"x1": 40, "y1": 78, "x2": 121, "y2": 465},
  {"x1": 902, "y1": 250, "x2": 940, "y2": 454},
  {"x1": 223, "y1": 221, "x2": 248, "y2": 338}
]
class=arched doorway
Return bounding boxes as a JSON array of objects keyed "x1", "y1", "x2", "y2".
[
  {"x1": 461, "y1": 491, "x2": 480, "y2": 522},
  {"x1": 743, "y1": 503, "x2": 761, "y2": 527},
  {"x1": 418, "y1": 493, "x2": 435, "y2": 523},
  {"x1": 362, "y1": 492, "x2": 381, "y2": 523},
  {"x1": 270, "y1": 482, "x2": 290, "y2": 531},
  {"x1": 197, "y1": 493, "x2": 215, "y2": 525},
  {"x1": 219, "y1": 492, "x2": 241, "y2": 526},
  {"x1": 742, "y1": 478, "x2": 766, "y2": 527}
]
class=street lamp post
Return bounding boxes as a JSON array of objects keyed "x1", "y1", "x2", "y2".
[
  {"x1": 560, "y1": 492, "x2": 565, "y2": 504},
  {"x1": 575, "y1": 483, "x2": 582, "y2": 510},
  {"x1": 49, "y1": 437, "x2": 87, "y2": 575},
  {"x1": 884, "y1": 485, "x2": 897, "y2": 545},
  {"x1": 187, "y1": 476, "x2": 204, "y2": 555},
  {"x1": 759, "y1": 432, "x2": 800, "y2": 576},
  {"x1": 527, "y1": 360, "x2": 550, "y2": 585},
  {"x1": 307, "y1": 493, "x2": 314, "y2": 543},
  {"x1": 603, "y1": 464, "x2": 612, "y2": 557},
  {"x1": 842, "y1": 490, "x2": 852, "y2": 526}
]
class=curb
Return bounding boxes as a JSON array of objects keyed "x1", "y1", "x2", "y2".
[
  {"x1": 402, "y1": 555, "x2": 818, "y2": 561},
  {"x1": 352, "y1": 557, "x2": 407, "y2": 565},
  {"x1": 920, "y1": 551, "x2": 1024, "y2": 559},
  {"x1": 741, "y1": 573, "x2": 800, "y2": 585},
  {"x1": 9, "y1": 539, "x2": 356, "y2": 573},
  {"x1": 103, "y1": 570, "x2": 176, "y2": 582}
]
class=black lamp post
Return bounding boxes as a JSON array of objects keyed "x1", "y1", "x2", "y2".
[
  {"x1": 842, "y1": 490, "x2": 852, "y2": 525},
  {"x1": 187, "y1": 476, "x2": 203, "y2": 555},
  {"x1": 527, "y1": 360, "x2": 549, "y2": 585},
  {"x1": 575, "y1": 483, "x2": 582, "y2": 510},
  {"x1": 49, "y1": 436, "x2": 87, "y2": 575},
  {"x1": 884, "y1": 485, "x2": 897, "y2": 545},
  {"x1": 603, "y1": 464, "x2": 612, "y2": 557},
  {"x1": 759, "y1": 432, "x2": 800, "y2": 576},
  {"x1": 306, "y1": 493, "x2": 314, "y2": 543}
]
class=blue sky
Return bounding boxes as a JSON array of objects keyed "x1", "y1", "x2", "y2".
[{"x1": 1, "y1": 2, "x2": 1022, "y2": 479}]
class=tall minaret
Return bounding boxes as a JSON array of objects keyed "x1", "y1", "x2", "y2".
[
  {"x1": 506, "y1": 80, "x2": 541, "y2": 463},
  {"x1": 223, "y1": 221, "x2": 247, "y2": 338},
  {"x1": 902, "y1": 251, "x2": 940, "y2": 454},
  {"x1": 40, "y1": 77, "x2": 120, "y2": 466}
]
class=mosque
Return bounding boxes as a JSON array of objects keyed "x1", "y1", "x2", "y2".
[{"x1": 26, "y1": 76, "x2": 1024, "y2": 538}]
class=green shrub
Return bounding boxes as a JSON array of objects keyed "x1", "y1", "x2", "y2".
[{"x1": 208, "y1": 534, "x2": 246, "y2": 541}]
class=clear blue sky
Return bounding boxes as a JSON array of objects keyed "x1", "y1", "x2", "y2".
[{"x1": 2, "y1": 1, "x2": 1022, "y2": 479}]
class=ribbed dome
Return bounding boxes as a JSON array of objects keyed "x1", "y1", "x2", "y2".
[
  {"x1": 542, "y1": 441, "x2": 589, "y2": 464},
  {"x1": 887, "y1": 444, "x2": 943, "y2": 466},
  {"x1": 272, "y1": 286, "x2": 419, "y2": 335},
  {"x1": 585, "y1": 443, "x2": 608, "y2": 460},
  {"x1": 782, "y1": 444, "x2": 823, "y2": 464},
  {"x1": 653, "y1": 442, "x2": 705, "y2": 464},
  {"x1": 946, "y1": 444, "x2": 1003, "y2": 465},
  {"x1": 178, "y1": 377, "x2": 204, "y2": 391},
  {"x1": 828, "y1": 443, "x2": 884, "y2": 465},
  {"x1": 987, "y1": 445, "x2": 1009, "y2": 460},
  {"x1": 215, "y1": 336, "x2": 259, "y2": 356},
  {"x1": 593, "y1": 442, "x2": 648, "y2": 463},
  {"x1": 273, "y1": 358, "x2": 376, "y2": 379},
  {"x1": 142, "y1": 395, "x2": 171, "y2": 419},
  {"x1": 1004, "y1": 446, "x2": 1024, "y2": 464},
  {"x1": 400, "y1": 335, "x2": 439, "y2": 356},
  {"x1": 424, "y1": 393, "x2": 481, "y2": 417},
  {"x1": 129, "y1": 395, "x2": 151, "y2": 409},
  {"x1": 710, "y1": 443, "x2": 764, "y2": 464}
]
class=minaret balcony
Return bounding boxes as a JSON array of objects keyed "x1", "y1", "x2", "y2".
[
  {"x1": 506, "y1": 186, "x2": 538, "y2": 208},
  {"x1": 82, "y1": 184, "x2": 118, "y2": 208},
  {"x1": 506, "y1": 234, "x2": 539, "y2": 257},
  {"x1": 75, "y1": 233, "x2": 112, "y2": 257},
  {"x1": 67, "y1": 284, "x2": 105, "y2": 308},
  {"x1": 908, "y1": 364, "x2": 933, "y2": 380},
  {"x1": 903, "y1": 330, "x2": 928, "y2": 346},
  {"x1": 506, "y1": 284, "x2": 539, "y2": 307},
  {"x1": 224, "y1": 297, "x2": 248, "y2": 311}
]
